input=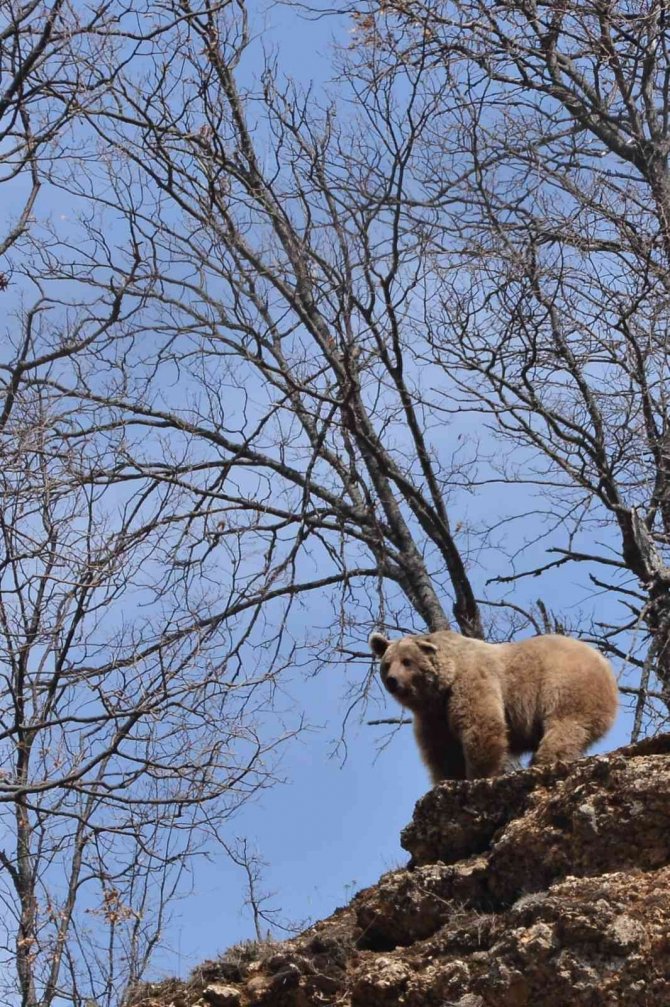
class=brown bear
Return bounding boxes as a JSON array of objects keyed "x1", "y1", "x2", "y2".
[{"x1": 369, "y1": 630, "x2": 619, "y2": 781}]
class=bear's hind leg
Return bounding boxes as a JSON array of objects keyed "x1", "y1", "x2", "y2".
[{"x1": 532, "y1": 718, "x2": 590, "y2": 767}]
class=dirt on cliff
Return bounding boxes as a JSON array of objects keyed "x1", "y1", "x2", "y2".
[{"x1": 129, "y1": 734, "x2": 670, "y2": 1007}]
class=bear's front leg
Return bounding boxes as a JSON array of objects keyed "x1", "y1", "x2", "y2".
[
  {"x1": 461, "y1": 720, "x2": 508, "y2": 779},
  {"x1": 454, "y1": 691, "x2": 509, "y2": 780},
  {"x1": 413, "y1": 712, "x2": 466, "y2": 782}
]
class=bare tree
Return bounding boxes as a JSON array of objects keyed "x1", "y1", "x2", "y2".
[
  {"x1": 5, "y1": 0, "x2": 669, "y2": 998},
  {"x1": 48, "y1": 0, "x2": 485, "y2": 644},
  {"x1": 0, "y1": 5, "x2": 315, "y2": 1004},
  {"x1": 0, "y1": 0, "x2": 123, "y2": 264},
  {"x1": 49, "y1": 0, "x2": 666, "y2": 715},
  {"x1": 323, "y1": 0, "x2": 670, "y2": 736},
  {"x1": 221, "y1": 836, "x2": 303, "y2": 941},
  {"x1": 0, "y1": 345, "x2": 312, "y2": 1004}
]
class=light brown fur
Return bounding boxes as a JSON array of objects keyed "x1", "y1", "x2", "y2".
[{"x1": 369, "y1": 630, "x2": 619, "y2": 782}]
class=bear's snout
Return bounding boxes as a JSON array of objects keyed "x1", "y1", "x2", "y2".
[{"x1": 385, "y1": 675, "x2": 399, "y2": 694}]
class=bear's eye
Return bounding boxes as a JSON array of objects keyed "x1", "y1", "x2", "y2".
[{"x1": 401, "y1": 657, "x2": 412, "y2": 668}]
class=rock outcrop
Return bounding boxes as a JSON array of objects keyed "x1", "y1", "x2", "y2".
[{"x1": 130, "y1": 735, "x2": 670, "y2": 1007}]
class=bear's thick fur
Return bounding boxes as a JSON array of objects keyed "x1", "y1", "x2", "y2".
[{"x1": 369, "y1": 630, "x2": 619, "y2": 781}]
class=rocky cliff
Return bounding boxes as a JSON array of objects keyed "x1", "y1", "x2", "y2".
[{"x1": 131, "y1": 735, "x2": 670, "y2": 1007}]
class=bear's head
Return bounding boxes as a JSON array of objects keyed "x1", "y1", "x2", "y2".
[{"x1": 369, "y1": 632, "x2": 441, "y2": 710}]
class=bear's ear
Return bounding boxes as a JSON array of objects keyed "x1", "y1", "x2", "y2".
[
  {"x1": 369, "y1": 632, "x2": 390, "y2": 657},
  {"x1": 417, "y1": 639, "x2": 438, "y2": 655}
]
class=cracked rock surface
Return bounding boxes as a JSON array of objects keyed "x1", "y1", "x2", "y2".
[{"x1": 129, "y1": 735, "x2": 670, "y2": 1007}]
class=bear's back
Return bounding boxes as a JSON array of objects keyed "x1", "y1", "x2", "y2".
[{"x1": 499, "y1": 634, "x2": 618, "y2": 745}]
